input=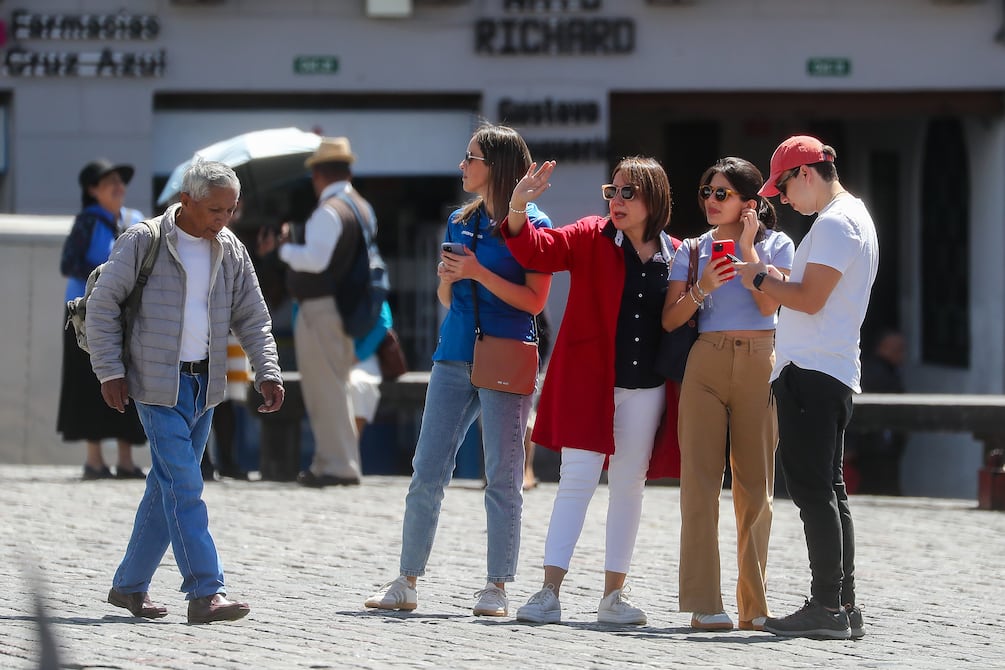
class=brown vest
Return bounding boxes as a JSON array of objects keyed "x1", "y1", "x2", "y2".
[{"x1": 286, "y1": 189, "x2": 368, "y2": 301}]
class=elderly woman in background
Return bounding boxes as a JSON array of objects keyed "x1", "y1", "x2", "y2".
[{"x1": 58, "y1": 159, "x2": 148, "y2": 480}]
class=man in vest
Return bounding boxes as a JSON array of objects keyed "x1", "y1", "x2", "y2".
[{"x1": 262, "y1": 136, "x2": 372, "y2": 487}]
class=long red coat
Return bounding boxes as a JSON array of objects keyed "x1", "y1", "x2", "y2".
[{"x1": 502, "y1": 215, "x2": 681, "y2": 479}]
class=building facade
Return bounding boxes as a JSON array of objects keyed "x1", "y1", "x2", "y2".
[{"x1": 2, "y1": 0, "x2": 1003, "y2": 497}]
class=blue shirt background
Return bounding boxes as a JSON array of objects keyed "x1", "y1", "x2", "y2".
[
  {"x1": 433, "y1": 202, "x2": 552, "y2": 363},
  {"x1": 64, "y1": 205, "x2": 119, "y2": 302},
  {"x1": 355, "y1": 301, "x2": 393, "y2": 361},
  {"x1": 670, "y1": 229, "x2": 795, "y2": 332}
]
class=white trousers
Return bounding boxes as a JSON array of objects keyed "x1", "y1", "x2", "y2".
[{"x1": 542, "y1": 385, "x2": 664, "y2": 574}]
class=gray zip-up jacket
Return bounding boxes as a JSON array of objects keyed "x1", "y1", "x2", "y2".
[{"x1": 87, "y1": 203, "x2": 282, "y2": 408}]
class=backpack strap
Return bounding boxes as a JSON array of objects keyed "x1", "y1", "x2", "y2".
[
  {"x1": 335, "y1": 188, "x2": 378, "y2": 246},
  {"x1": 122, "y1": 220, "x2": 161, "y2": 350}
]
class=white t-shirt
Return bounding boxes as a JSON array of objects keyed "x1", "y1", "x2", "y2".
[
  {"x1": 175, "y1": 227, "x2": 212, "y2": 363},
  {"x1": 772, "y1": 194, "x2": 879, "y2": 392}
]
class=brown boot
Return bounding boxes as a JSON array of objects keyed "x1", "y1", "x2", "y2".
[
  {"x1": 107, "y1": 588, "x2": 168, "y2": 619},
  {"x1": 187, "y1": 593, "x2": 250, "y2": 624}
]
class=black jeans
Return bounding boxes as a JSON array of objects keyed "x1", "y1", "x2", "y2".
[{"x1": 772, "y1": 364, "x2": 856, "y2": 609}]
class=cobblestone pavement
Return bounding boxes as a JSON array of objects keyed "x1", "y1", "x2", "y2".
[{"x1": 1, "y1": 465, "x2": 1003, "y2": 669}]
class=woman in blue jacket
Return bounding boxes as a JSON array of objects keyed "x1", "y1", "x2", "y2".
[{"x1": 57, "y1": 159, "x2": 147, "y2": 480}]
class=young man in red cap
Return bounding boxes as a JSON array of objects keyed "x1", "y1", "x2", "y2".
[{"x1": 735, "y1": 135, "x2": 879, "y2": 640}]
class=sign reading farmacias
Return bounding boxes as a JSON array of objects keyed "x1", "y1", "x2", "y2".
[
  {"x1": 476, "y1": 0, "x2": 635, "y2": 55},
  {"x1": 2, "y1": 9, "x2": 165, "y2": 77}
]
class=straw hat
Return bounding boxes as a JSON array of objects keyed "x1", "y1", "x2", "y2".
[{"x1": 304, "y1": 136, "x2": 356, "y2": 167}]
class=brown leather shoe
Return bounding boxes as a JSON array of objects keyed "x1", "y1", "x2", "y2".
[
  {"x1": 107, "y1": 588, "x2": 168, "y2": 619},
  {"x1": 187, "y1": 593, "x2": 251, "y2": 624}
]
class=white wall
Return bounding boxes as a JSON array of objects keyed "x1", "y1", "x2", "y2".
[{"x1": 0, "y1": 217, "x2": 75, "y2": 465}]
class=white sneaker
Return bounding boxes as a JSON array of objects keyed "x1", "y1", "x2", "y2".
[
  {"x1": 472, "y1": 584, "x2": 508, "y2": 616},
  {"x1": 691, "y1": 611, "x2": 734, "y2": 631},
  {"x1": 516, "y1": 585, "x2": 561, "y2": 624},
  {"x1": 597, "y1": 587, "x2": 647, "y2": 625},
  {"x1": 364, "y1": 576, "x2": 417, "y2": 611}
]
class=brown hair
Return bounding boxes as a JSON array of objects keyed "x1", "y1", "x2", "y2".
[
  {"x1": 457, "y1": 123, "x2": 532, "y2": 227},
  {"x1": 807, "y1": 145, "x2": 839, "y2": 182},
  {"x1": 698, "y1": 156, "x2": 777, "y2": 244},
  {"x1": 612, "y1": 156, "x2": 672, "y2": 243}
]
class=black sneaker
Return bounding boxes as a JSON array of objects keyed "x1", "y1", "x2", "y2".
[
  {"x1": 764, "y1": 599, "x2": 851, "y2": 640},
  {"x1": 845, "y1": 604, "x2": 865, "y2": 639}
]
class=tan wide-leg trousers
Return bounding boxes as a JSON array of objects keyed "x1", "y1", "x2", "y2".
[
  {"x1": 294, "y1": 296, "x2": 360, "y2": 480},
  {"x1": 678, "y1": 332, "x2": 777, "y2": 622}
]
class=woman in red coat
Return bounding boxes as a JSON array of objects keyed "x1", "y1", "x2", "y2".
[{"x1": 502, "y1": 156, "x2": 679, "y2": 625}]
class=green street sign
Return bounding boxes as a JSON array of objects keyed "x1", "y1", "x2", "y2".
[
  {"x1": 807, "y1": 58, "x2": 851, "y2": 77},
  {"x1": 294, "y1": 55, "x2": 339, "y2": 75}
]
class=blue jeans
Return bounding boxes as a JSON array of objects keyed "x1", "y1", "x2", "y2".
[
  {"x1": 112, "y1": 372, "x2": 224, "y2": 600},
  {"x1": 400, "y1": 360, "x2": 532, "y2": 583}
]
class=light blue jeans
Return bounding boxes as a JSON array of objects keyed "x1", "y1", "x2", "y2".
[
  {"x1": 112, "y1": 371, "x2": 224, "y2": 600},
  {"x1": 400, "y1": 360, "x2": 532, "y2": 583}
]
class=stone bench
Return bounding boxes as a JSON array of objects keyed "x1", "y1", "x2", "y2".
[{"x1": 849, "y1": 393, "x2": 1005, "y2": 458}]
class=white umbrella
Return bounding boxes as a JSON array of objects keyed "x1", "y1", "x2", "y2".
[{"x1": 157, "y1": 127, "x2": 321, "y2": 206}]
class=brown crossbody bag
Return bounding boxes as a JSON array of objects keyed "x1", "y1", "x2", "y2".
[{"x1": 467, "y1": 226, "x2": 538, "y2": 396}]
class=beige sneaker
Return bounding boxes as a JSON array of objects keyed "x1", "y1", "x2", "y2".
[
  {"x1": 691, "y1": 611, "x2": 734, "y2": 631},
  {"x1": 364, "y1": 576, "x2": 417, "y2": 611},
  {"x1": 597, "y1": 587, "x2": 647, "y2": 625},
  {"x1": 516, "y1": 585, "x2": 561, "y2": 624},
  {"x1": 739, "y1": 616, "x2": 767, "y2": 631},
  {"x1": 472, "y1": 584, "x2": 508, "y2": 616}
]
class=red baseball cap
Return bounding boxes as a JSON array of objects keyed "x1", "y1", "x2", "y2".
[{"x1": 758, "y1": 135, "x2": 834, "y2": 197}]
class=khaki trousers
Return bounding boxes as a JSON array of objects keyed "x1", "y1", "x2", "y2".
[
  {"x1": 678, "y1": 332, "x2": 777, "y2": 621},
  {"x1": 295, "y1": 297, "x2": 360, "y2": 480}
]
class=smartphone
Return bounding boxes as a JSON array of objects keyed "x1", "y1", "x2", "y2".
[
  {"x1": 710, "y1": 239, "x2": 736, "y2": 279},
  {"x1": 441, "y1": 242, "x2": 466, "y2": 256}
]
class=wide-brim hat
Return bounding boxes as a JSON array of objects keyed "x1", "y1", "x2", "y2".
[
  {"x1": 305, "y1": 136, "x2": 356, "y2": 168},
  {"x1": 78, "y1": 159, "x2": 134, "y2": 189},
  {"x1": 758, "y1": 135, "x2": 833, "y2": 197}
]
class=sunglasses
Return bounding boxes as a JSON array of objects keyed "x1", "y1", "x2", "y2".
[
  {"x1": 775, "y1": 167, "x2": 801, "y2": 196},
  {"x1": 601, "y1": 184, "x2": 638, "y2": 201},
  {"x1": 698, "y1": 185, "x2": 739, "y2": 202},
  {"x1": 463, "y1": 151, "x2": 487, "y2": 165}
]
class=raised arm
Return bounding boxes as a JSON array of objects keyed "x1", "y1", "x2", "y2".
[{"x1": 506, "y1": 161, "x2": 556, "y2": 238}]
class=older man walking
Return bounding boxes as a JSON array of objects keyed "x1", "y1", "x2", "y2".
[
  {"x1": 259, "y1": 136, "x2": 376, "y2": 488},
  {"x1": 87, "y1": 160, "x2": 284, "y2": 624}
]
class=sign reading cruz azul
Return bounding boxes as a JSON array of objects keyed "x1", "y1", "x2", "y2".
[
  {"x1": 477, "y1": 0, "x2": 634, "y2": 55},
  {"x1": 1, "y1": 9, "x2": 165, "y2": 77},
  {"x1": 3, "y1": 47, "x2": 166, "y2": 77}
]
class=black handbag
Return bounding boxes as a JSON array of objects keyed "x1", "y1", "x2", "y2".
[{"x1": 655, "y1": 238, "x2": 700, "y2": 383}]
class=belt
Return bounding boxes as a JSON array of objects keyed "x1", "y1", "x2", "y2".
[{"x1": 180, "y1": 359, "x2": 209, "y2": 375}]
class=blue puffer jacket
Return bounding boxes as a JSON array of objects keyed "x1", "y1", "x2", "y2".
[{"x1": 86, "y1": 203, "x2": 282, "y2": 408}]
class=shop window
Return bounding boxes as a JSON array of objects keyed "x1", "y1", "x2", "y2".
[
  {"x1": 920, "y1": 117, "x2": 969, "y2": 367},
  {"x1": 862, "y1": 151, "x2": 901, "y2": 345},
  {"x1": 662, "y1": 120, "x2": 720, "y2": 239}
]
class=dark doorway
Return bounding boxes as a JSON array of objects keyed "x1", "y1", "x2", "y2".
[{"x1": 663, "y1": 120, "x2": 721, "y2": 240}]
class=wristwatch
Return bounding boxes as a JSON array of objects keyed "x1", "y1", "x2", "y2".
[{"x1": 753, "y1": 271, "x2": 768, "y2": 291}]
